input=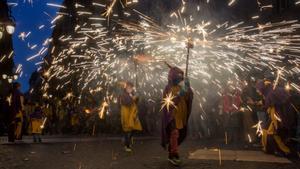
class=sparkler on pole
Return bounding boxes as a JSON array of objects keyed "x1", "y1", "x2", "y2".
[{"x1": 185, "y1": 38, "x2": 194, "y2": 77}]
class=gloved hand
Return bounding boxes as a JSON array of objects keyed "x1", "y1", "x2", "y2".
[
  {"x1": 184, "y1": 78, "x2": 190, "y2": 88},
  {"x1": 179, "y1": 88, "x2": 186, "y2": 97}
]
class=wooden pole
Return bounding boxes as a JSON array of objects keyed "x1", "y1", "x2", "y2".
[
  {"x1": 225, "y1": 132, "x2": 228, "y2": 145},
  {"x1": 186, "y1": 38, "x2": 194, "y2": 78},
  {"x1": 134, "y1": 60, "x2": 138, "y2": 89},
  {"x1": 186, "y1": 47, "x2": 190, "y2": 77}
]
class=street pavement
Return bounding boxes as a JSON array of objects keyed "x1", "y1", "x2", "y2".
[{"x1": 0, "y1": 136, "x2": 299, "y2": 169}]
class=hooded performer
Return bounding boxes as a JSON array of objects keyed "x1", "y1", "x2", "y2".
[
  {"x1": 120, "y1": 82, "x2": 142, "y2": 152},
  {"x1": 161, "y1": 66, "x2": 193, "y2": 166},
  {"x1": 256, "y1": 80, "x2": 297, "y2": 156}
]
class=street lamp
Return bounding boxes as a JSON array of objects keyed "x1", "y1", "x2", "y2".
[
  {"x1": 1, "y1": 73, "x2": 18, "y2": 83},
  {"x1": 5, "y1": 17, "x2": 15, "y2": 35},
  {"x1": 0, "y1": 1, "x2": 16, "y2": 37},
  {"x1": 0, "y1": 18, "x2": 15, "y2": 35},
  {"x1": 6, "y1": 24, "x2": 15, "y2": 34},
  {"x1": 2, "y1": 74, "x2": 7, "y2": 79}
]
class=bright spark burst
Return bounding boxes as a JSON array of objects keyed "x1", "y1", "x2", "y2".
[{"x1": 160, "y1": 92, "x2": 177, "y2": 112}]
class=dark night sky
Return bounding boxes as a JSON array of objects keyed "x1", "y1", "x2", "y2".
[{"x1": 8, "y1": 0, "x2": 63, "y2": 92}]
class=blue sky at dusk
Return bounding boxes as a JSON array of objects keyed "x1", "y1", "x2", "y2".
[{"x1": 8, "y1": 0, "x2": 63, "y2": 92}]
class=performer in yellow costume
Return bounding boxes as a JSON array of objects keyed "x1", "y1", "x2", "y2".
[{"x1": 120, "y1": 82, "x2": 142, "y2": 152}]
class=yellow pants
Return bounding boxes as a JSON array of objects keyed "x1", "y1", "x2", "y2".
[{"x1": 262, "y1": 107, "x2": 291, "y2": 154}]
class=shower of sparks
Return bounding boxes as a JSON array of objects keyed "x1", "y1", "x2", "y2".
[
  {"x1": 14, "y1": 0, "x2": 300, "y2": 124},
  {"x1": 161, "y1": 92, "x2": 177, "y2": 112}
]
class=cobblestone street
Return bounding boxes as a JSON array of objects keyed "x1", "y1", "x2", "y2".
[{"x1": 0, "y1": 137, "x2": 299, "y2": 169}]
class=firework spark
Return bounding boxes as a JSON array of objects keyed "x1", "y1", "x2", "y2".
[
  {"x1": 102, "y1": 0, "x2": 117, "y2": 18},
  {"x1": 40, "y1": 117, "x2": 48, "y2": 129},
  {"x1": 252, "y1": 121, "x2": 263, "y2": 137},
  {"x1": 99, "y1": 101, "x2": 109, "y2": 119}
]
